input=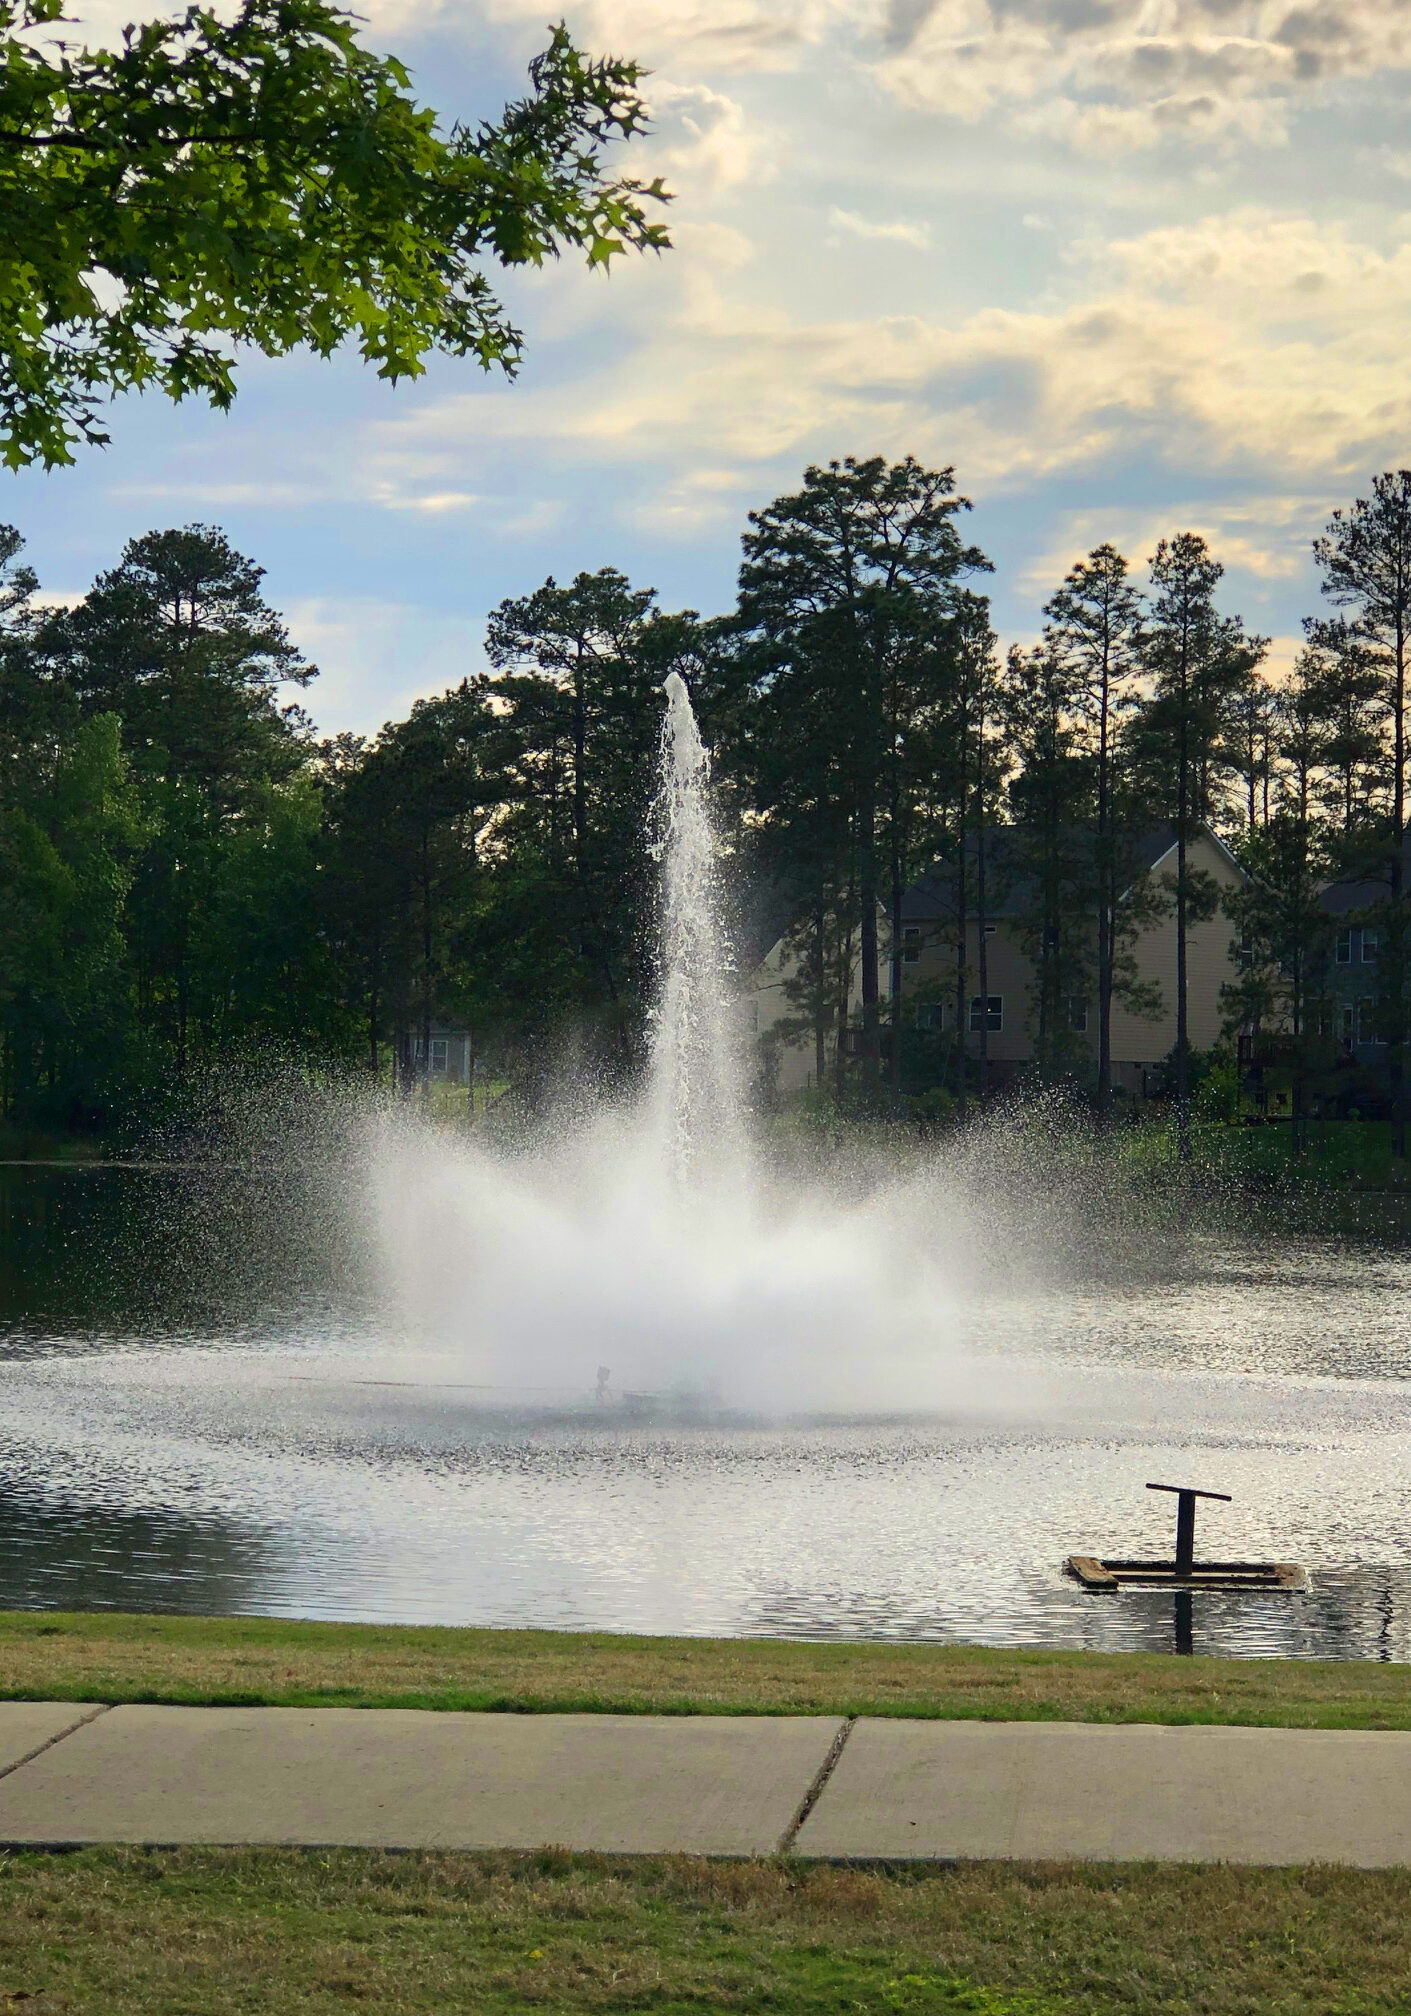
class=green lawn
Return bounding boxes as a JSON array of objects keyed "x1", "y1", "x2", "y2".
[
  {"x1": 0, "y1": 1846, "x2": 1406, "y2": 2015},
  {"x1": 7, "y1": 1611, "x2": 1411, "y2": 1730}
]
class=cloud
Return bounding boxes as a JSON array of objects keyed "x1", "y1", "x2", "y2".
[
  {"x1": 372, "y1": 207, "x2": 1411, "y2": 525},
  {"x1": 1021, "y1": 493, "x2": 1319, "y2": 600},
  {"x1": 638, "y1": 81, "x2": 770, "y2": 201},
  {"x1": 378, "y1": 489, "x2": 481, "y2": 515},
  {"x1": 873, "y1": 0, "x2": 1411, "y2": 150},
  {"x1": 469, "y1": 0, "x2": 865, "y2": 74},
  {"x1": 53, "y1": 0, "x2": 1411, "y2": 162},
  {"x1": 828, "y1": 206, "x2": 933, "y2": 248}
]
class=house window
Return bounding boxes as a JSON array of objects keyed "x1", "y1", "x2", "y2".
[
  {"x1": 983, "y1": 923, "x2": 997, "y2": 937},
  {"x1": 1358, "y1": 998, "x2": 1384, "y2": 1045},
  {"x1": 1341, "y1": 1005, "x2": 1355, "y2": 1044},
  {"x1": 915, "y1": 1002, "x2": 945, "y2": 1032},
  {"x1": 969, "y1": 995, "x2": 1003, "y2": 1033},
  {"x1": 1237, "y1": 936, "x2": 1255, "y2": 970},
  {"x1": 1362, "y1": 928, "x2": 1381, "y2": 964},
  {"x1": 1336, "y1": 929, "x2": 1352, "y2": 965},
  {"x1": 902, "y1": 926, "x2": 922, "y2": 965},
  {"x1": 429, "y1": 1036, "x2": 450, "y2": 1074},
  {"x1": 1067, "y1": 997, "x2": 1090, "y2": 1033}
]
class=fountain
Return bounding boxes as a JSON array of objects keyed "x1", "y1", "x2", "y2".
[
  {"x1": 646, "y1": 670, "x2": 746, "y2": 1189},
  {"x1": 4, "y1": 668, "x2": 1411, "y2": 1654},
  {"x1": 365, "y1": 672, "x2": 1012, "y2": 1415}
]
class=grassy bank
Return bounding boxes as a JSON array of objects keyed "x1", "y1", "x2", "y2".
[
  {"x1": 6, "y1": 1612, "x2": 1411, "y2": 1729},
  {"x1": 1, "y1": 1845, "x2": 1407, "y2": 2014},
  {"x1": 1121, "y1": 1116, "x2": 1411, "y2": 1193}
]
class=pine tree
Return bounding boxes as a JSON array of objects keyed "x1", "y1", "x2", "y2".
[
  {"x1": 1313, "y1": 474, "x2": 1411, "y2": 1154},
  {"x1": 738, "y1": 456, "x2": 990, "y2": 1096},
  {"x1": 1042, "y1": 542, "x2": 1146, "y2": 1118},
  {"x1": 1132, "y1": 534, "x2": 1266, "y2": 1159}
]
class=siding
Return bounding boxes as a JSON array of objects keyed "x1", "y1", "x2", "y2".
[
  {"x1": 1106, "y1": 833, "x2": 1246, "y2": 1064},
  {"x1": 744, "y1": 911, "x2": 890, "y2": 1094},
  {"x1": 748, "y1": 829, "x2": 1249, "y2": 1094},
  {"x1": 904, "y1": 924, "x2": 1040, "y2": 1062}
]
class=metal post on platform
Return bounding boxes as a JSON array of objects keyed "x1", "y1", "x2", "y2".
[
  {"x1": 1147, "y1": 1482, "x2": 1232, "y2": 1578},
  {"x1": 1175, "y1": 1491, "x2": 1196, "y2": 1577}
]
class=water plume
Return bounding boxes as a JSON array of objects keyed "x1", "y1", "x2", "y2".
[
  {"x1": 362, "y1": 675, "x2": 1149, "y2": 1417},
  {"x1": 647, "y1": 671, "x2": 745, "y2": 1187}
]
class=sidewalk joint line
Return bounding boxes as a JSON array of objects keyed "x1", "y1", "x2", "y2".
[
  {"x1": 778, "y1": 1716, "x2": 854, "y2": 1855},
  {"x1": 0, "y1": 1703, "x2": 111, "y2": 1787}
]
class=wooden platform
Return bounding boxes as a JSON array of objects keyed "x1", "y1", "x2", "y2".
[{"x1": 1066, "y1": 1556, "x2": 1308, "y2": 1592}]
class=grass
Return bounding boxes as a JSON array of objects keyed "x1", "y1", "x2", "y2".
[
  {"x1": 7, "y1": 1611, "x2": 1411, "y2": 1729},
  {"x1": 7, "y1": 1620, "x2": 1411, "y2": 2012},
  {"x1": 0, "y1": 1846, "x2": 1408, "y2": 2014},
  {"x1": 1122, "y1": 1115, "x2": 1411, "y2": 1194}
]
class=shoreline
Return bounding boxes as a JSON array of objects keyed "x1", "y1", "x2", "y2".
[{"x1": 4, "y1": 1611, "x2": 1411, "y2": 1728}]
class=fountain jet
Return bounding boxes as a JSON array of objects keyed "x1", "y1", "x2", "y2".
[{"x1": 648, "y1": 672, "x2": 746, "y2": 1187}]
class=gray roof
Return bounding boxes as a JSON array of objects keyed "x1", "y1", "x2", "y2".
[
  {"x1": 1321, "y1": 836, "x2": 1411, "y2": 916},
  {"x1": 901, "y1": 825, "x2": 1184, "y2": 926},
  {"x1": 732, "y1": 872, "x2": 812, "y2": 971}
]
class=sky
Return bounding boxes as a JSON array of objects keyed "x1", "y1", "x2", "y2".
[{"x1": 13, "y1": 0, "x2": 1411, "y2": 735}]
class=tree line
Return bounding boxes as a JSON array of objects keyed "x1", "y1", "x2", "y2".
[{"x1": 4, "y1": 457, "x2": 1411, "y2": 1149}]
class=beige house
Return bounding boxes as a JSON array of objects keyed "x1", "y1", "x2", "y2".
[
  {"x1": 741, "y1": 906, "x2": 890, "y2": 1096},
  {"x1": 900, "y1": 824, "x2": 1248, "y2": 1096},
  {"x1": 744, "y1": 825, "x2": 1249, "y2": 1100}
]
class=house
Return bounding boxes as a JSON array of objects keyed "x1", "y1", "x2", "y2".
[
  {"x1": 740, "y1": 897, "x2": 891, "y2": 1097},
  {"x1": 740, "y1": 824, "x2": 1251, "y2": 1102},
  {"x1": 1317, "y1": 839, "x2": 1411, "y2": 1078},
  {"x1": 898, "y1": 824, "x2": 1249, "y2": 1097},
  {"x1": 407, "y1": 1024, "x2": 475, "y2": 1086}
]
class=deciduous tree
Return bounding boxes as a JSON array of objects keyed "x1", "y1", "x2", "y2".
[{"x1": 0, "y1": 2, "x2": 669, "y2": 465}]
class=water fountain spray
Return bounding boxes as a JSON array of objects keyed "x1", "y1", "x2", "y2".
[{"x1": 648, "y1": 672, "x2": 746, "y2": 1187}]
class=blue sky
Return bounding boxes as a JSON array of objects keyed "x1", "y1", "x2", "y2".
[{"x1": 13, "y1": 0, "x2": 1411, "y2": 733}]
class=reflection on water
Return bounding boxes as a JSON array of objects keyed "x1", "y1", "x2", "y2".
[{"x1": 5, "y1": 1164, "x2": 1411, "y2": 1659}]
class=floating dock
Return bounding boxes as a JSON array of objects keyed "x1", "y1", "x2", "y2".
[
  {"x1": 1066, "y1": 1555, "x2": 1308, "y2": 1592},
  {"x1": 1067, "y1": 1482, "x2": 1308, "y2": 1593}
]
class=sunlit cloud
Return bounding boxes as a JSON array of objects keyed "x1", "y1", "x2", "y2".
[
  {"x1": 828, "y1": 206, "x2": 933, "y2": 248},
  {"x1": 378, "y1": 209, "x2": 1411, "y2": 508},
  {"x1": 873, "y1": 0, "x2": 1411, "y2": 151}
]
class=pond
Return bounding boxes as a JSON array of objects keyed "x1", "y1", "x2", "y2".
[{"x1": 4, "y1": 1161, "x2": 1411, "y2": 1662}]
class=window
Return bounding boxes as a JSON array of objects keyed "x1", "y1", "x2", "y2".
[
  {"x1": 1336, "y1": 929, "x2": 1352, "y2": 965},
  {"x1": 915, "y1": 1002, "x2": 945, "y2": 1033},
  {"x1": 901, "y1": 926, "x2": 922, "y2": 965},
  {"x1": 969, "y1": 995, "x2": 1003, "y2": 1033},
  {"x1": 1341, "y1": 1005, "x2": 1355, "y2": 1044},
  {"x1": 1362, "y1": 928, "x2": 1381, "y2": 964},
  {"x1": 983, "y1": 923, "x2": 998, "y2": 938},
  {"x1": 1358, "y1": 998, "x2": 1385, "y2": 1045},
  {"x1": 1237, "y1": 936, "x2": 1255, "y2": 970},
  {"x1": 429, "y1": 1037, "x2": 450, "y2": 1074},
  {"x1": 1067, "y1": 997, "x2": 1090, "y2": 1033}
]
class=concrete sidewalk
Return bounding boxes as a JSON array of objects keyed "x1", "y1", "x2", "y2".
[{"x1": 2, "y1": 1704, "x2": 1410, "y2": 1866}]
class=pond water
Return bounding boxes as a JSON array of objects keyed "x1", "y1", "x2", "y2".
[{"x1": 4, "y1": 1162, "x2": 1411, "y2": 1662}]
